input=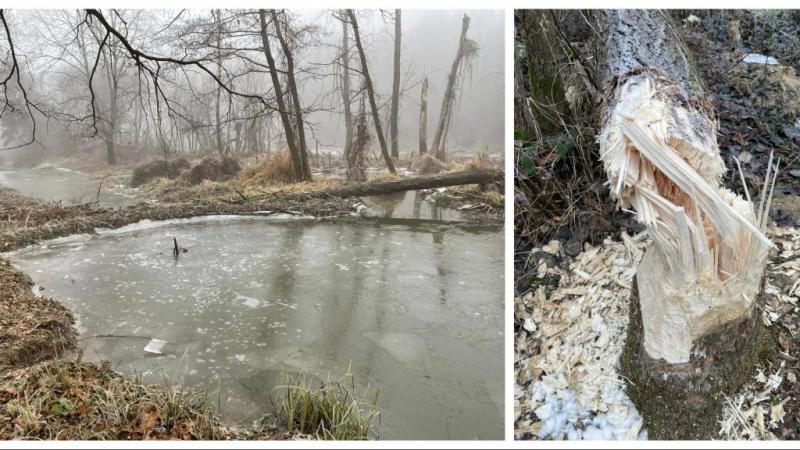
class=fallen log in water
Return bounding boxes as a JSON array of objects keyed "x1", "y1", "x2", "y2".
[{"x1": 287, "y1": 168, "x2": 503, "y2": 200}]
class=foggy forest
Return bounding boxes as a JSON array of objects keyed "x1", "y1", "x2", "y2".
[{"x1": 0, "y1": 8, "x2": 505, "y2": 441}]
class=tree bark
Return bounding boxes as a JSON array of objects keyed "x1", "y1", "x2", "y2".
[
  {"x1": 515, "y1": 10, "x2": 569, "y2": 137},
  {"x1": 270, "y1": 9, "x2": 312, "y2": 181},
  {"x1": 431, "y1": 14, "x2": 472, "y2": 161},
  {"x1": 418, "y1": 77, "x2": 428, "y2": 154},
  {"x1": 295, "y1": 168, "x2": 501, "y2": 200},
  {"x1": 339, "y1": 11, "x2": 354, "y2": 162},
  {"x1": 389, "y1": 9, "x2": 401, "y2": 159},
  {"x1": 594, "y1": 10, "x2": 774, "y2": 439},
  {"x1": 214, "y1": 9, "x2": 224, "y2": 156},
  {"x1": 258, "y1": 9, "x2": 303, "y2": 181},
  {"x1": 346, "y1": 9, "x2": 397, "y2": 175}
]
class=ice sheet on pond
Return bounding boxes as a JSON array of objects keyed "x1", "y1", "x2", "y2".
[{"x1": 8, "y1": 215, "x2": 503, "y2": 440}]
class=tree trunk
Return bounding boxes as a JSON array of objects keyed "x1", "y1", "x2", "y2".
[
  {"x1": 389, "y1": 9, "x2": 401, "y2": 159},
  {"x1": 431, "y1": 14, "x2": 472, "y2": 161},
  {"x1": 295, "y1": 168, "x2": 501, "y2": 200},
  {"x1": 270, "y1": 9, "x2": 312, "y2": 181},
  {"x1": 595, "y1": 10, "x2": 775, "y2": 439},
  {"x1": 418, "y1": 77, "x2": 428, "y2": 154},
  {"x1": 340, "y1": 11, "x2": 354, "y2": 162},
  {"x1": 515, "y1": 10, "x2": 569, "y2": 137},
  {"x1": 259, "y1": 9, "x2": 303, "y2": 181},
  {"x1": 346, "y1": 9, "x2": 397, "y2": 175},
  {"x1": 214, "y1": 9, "x2": 224, "y2": 156}
]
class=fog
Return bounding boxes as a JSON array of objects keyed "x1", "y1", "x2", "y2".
[{"x1": 0, "y1": 9, "x2": 504, "y2": 168}]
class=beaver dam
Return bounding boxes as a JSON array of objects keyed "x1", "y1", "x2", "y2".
[{"x1": 1, "y1": 169, "x2": 503, "y2": 440}]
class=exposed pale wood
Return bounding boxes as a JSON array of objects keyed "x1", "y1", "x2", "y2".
[{"x1": 597, "y1": 12, "x2": 773, "y2": 366}]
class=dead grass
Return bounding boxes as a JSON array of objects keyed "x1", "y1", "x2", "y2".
[
  {"x1": 0, "y1": 360, "x2": 231, "y2": 440},
  {"x1": 458, "y1": 152, "x2": 495, "y2": 171},
  {"x1": 410, "y1": 154, "x2": 447, "y2": 175},
  {"x1": 272, "y1": 370, "x2": 379, "y2": 440},
  {"x1": 0, "y1": 259, "x2": 76, "y2": 371},
  {"x1": 130, "y1": 158, "x2": 190, "y2": 188},
  {"x1": 180, "y1": 156, "x2": 240, "y2": 186},
  {"x1": 238, "y1": 152, "x2": 295, "y2": 185}
]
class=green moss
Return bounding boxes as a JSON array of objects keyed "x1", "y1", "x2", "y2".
[
  {"x1": 620, "y1": 280, "x2": 777, "y2": 440},
  {"x1": 528, "y1": 66, "x2": 568, "y2": 136}
]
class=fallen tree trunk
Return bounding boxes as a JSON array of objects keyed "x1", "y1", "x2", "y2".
[
  {"x1": 595, "y1": 10, "x2": 776, "y2": 439},
  {"x1": 294, "y1": 169, "x2": 502, "y2": 200}
]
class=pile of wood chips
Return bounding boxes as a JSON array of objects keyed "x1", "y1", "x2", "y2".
[
  {"x1": 514, "y1": 232, "x2": 647, "y2": 440},
  {"x1": 719, "y1": 225, "x2": 800, "y2": 440},
  {"x1": 515, "y1": 225, "x2": 799, "y2": 440}
]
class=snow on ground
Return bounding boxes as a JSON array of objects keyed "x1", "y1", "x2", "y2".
[{"x1": 515, "y1": 232, "x2": 648, "y2": 440}]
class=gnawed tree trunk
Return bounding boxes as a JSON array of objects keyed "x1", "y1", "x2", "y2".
[
  {"x1": 347, "y1": 9, "x2": 397, "y2": 175},
  {"x1": 430, "y1": 14, "x2": 476, "y2": 161},
  {"x1": 418, "y1": 77, "x2": 428, "y2": 154},
  {"x1": 596, "y1": 10, "x2": 776, "y2": 439},
  {"x1": 389, "y1": 9, "x2": 401, "y2": 159}
]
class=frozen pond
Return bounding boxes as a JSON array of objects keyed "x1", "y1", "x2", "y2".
[
  {"x1": 0, "y1": 168, "x2": 136, "y2": 207},
  {"x1": 7, "y1": 214, "x2": 504, "y2": 439}
]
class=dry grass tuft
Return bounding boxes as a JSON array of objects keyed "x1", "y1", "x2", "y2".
[
  {"x1": 460, "y1": 152, "x2": 494, "y2": 171},
  {"x1": 410, "y1": 154, "x2": 447, "y2": 175},
  {"x1": 273, "y1": 370, "x2": 379, "y2": 440},
  {"x1": 238, "y1": 152, "x2": 295, "y2": 186}
]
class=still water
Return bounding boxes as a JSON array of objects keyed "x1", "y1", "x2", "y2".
[
  {"x1": 0, "y1": 168, "x2": 136, "y2": 207},
  {"x1": 8, "y1": 214, "x2": 504, "y2": 439}
]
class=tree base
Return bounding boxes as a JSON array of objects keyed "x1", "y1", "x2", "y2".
[{"x1": 620, "y1": 276, "x2": 775, "y2": 439}]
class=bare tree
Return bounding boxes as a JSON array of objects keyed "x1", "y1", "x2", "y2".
[
  {"x1": 430, "y1": 13, "x2": 477, "y2": 161},
  {"x1": 389, "y1": 9, "x2": 401, "y2": 159},
  {"x1": 258, "y1": 9, "x2": 305, "y2": 181},
  {"x1": 338, "y1": 10, "x2": 354, "y2": 162},
  {"x1": 346, "y1": 9, "x2": 396, "y2": 175},
  {"x1": 418, "y1": 77, "x2": 428, "y2": 155},
  {"x1": 269, "y1": 9, "x2": 311, "y2": 181}
]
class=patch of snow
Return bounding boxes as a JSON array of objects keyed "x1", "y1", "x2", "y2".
[
  {"x1": 143, "y1": 338, "x2": 167, "y2": 355},
  {"x1": 531, "y1": 378, "x2": 645, "y2": 440},
  {"x1": 743, "y1": 54, "x2": 779, "y2": 65}
]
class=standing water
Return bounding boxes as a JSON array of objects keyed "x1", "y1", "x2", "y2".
[
  {"x1": 7, "y1": 213, "x2": 503, "y2": 439},
  {"x1": 0, "y1": 168, "x2": 136, "y2": 207}
]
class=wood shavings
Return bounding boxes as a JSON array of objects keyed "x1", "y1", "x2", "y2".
[
  {"x1": 719, "y1": 226, "x2": 800, "y2": 440},
  {"x1": 515, "y1": 233, "x2": 649, "y2": 440}
]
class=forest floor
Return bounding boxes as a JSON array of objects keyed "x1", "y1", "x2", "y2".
[{"x1": 514, "y1": 11, "x2": 800, "y2": 440}]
